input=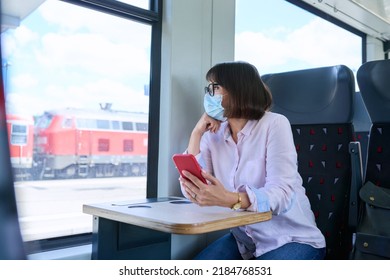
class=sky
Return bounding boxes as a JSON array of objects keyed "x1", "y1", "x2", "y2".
[
  {"x1": 2, "y1": 0, "x2": 151, "y2": 116},
  {"x1": 234, "y1": 0, "x2": 362, "y2": 75},
  {"x1": 2, "y1": 0, "x2": 362, "y2": 117}
]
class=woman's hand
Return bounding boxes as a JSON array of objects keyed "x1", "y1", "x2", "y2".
[
  {"x1": 193, "y1": 113, "x2": 221, "y2": 134},
  {"x1": 180, "y1": 169, "x2": 239, "y2": 208},
  {"x1": 188, "y1": 113, "x2": 221, "y2": 155}
]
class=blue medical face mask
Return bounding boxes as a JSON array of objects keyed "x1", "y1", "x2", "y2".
[{"x1": 203, "y1": 93, "x2": 226, "y2": 121}]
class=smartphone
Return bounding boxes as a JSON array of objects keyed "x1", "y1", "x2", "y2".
[{"x1": 172, "y1": 154, "x2": 207, "y2": 184}]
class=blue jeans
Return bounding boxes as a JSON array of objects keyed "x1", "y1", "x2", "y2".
[{"x1": 194, "y1": 233, "x2": 326, "y2": 260}]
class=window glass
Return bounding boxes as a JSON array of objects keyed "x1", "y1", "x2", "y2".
[
  {"x1": 112, "y1": 120, "x2": 120, "y2": 130},
  {"x1": 76, "y1": 119, "x2": 84, "y2": 128},
  {"x1": 235, "y1": 0, "x2": 362, "y2": 86},
  {"x1": 11, "y1": 135, "x2": 27, "y2": 145},
  {"x1": 135, "y1": 122, "x2": 148, "y2": 131},
  {"x1": 2, "y1": 0, "x2": 151, "y2": 241},
  {"x1": 11, "y1": 124, "x2": 27, "y2": 134},
  {"x1": 122, "y1": 121, "x2": 134, "y2": 131},
  {"x1": 62, "y1": 118, "x2": 73, "y2": 128},
  {"x1": 36, "y1": 113, "x2": 53, "y2": 129},
  {"x1": 96, "y1": 119, "x2": 110, "y2": 129},
  {"x1": 10, "y1": 124, "x2": 28, "y2": 145}
]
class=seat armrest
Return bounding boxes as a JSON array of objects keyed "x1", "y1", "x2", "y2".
[{"x1": 348, "y1": 141, "x2": 364, "y2": 230}]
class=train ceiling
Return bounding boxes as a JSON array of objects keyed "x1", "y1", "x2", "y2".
[
  {"x1": 300, "y1": 0, "x2": 390, "y2": 41},
  {"x1": 1, "y1": 0, "x2": 45, "y2": 33},
  {"x1": 1, "y1": 0, "x2": 390, "y2": 41}
]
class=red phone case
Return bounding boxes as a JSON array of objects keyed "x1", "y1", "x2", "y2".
[{"x1": 172, "y1": 154, "x2": 207, "y2": 184}]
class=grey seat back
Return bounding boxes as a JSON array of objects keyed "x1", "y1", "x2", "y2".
[
  {"x1": 353, "y1": 59, "x2": 390, "y2": 259},
  {"x1": 262, "y1": 65, "x2": 356, "y2": 259}
]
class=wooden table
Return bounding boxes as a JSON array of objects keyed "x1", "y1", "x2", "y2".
[{"x1": 83, "y1": 197, "x2": 272, "y2": 260}]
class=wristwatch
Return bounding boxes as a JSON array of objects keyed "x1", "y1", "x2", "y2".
[{"x1": 231, "y1": 192, "x2": 242, "y2": 210}]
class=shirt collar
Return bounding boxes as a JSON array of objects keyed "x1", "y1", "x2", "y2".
[
  {"x1": 222, "y1": 119, "x2": 258, "y2": 140},
  {"x1": 241, "y1": 119, "x2": 257, "y2": 136}
]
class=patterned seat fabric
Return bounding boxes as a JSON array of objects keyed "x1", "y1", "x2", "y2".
[
  {"x1": 262, "y1": 65, "x2": 356, "y2": 259},
  {"x1": 364, "y1": 124, "x2": 390, "y2": 188},
  {"x1": 292, "y1": 124, "x2": 353, "y2": 259}
]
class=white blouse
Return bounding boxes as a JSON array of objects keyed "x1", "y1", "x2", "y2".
[{"x1": 182, "y1": 111, "x2": 326, "y2": 259}]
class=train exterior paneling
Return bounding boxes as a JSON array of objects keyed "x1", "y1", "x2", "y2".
[
  {"x1": 34, "y1": 108, "x2": 148, "y2": 179},
  {"x1": 6, "y1": 114, "x2": 34, "y2": 180}
]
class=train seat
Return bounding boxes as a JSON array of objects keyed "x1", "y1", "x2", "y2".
[
  {"x1": 353, "y1": 59, "x2": 390, "y2": 259},
  {"x1": 262, "y1": 65, "x2": 359, "y2": 259}
]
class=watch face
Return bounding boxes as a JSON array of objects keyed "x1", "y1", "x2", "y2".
[{"x1": 232, "y1": 202, "x2": 241, "y2": 210}]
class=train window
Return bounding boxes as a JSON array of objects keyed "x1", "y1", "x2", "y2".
[
  {"x1": 36, "y1": 113, "x2": 53, "y2": 129},
  {"x1": 62, "y1": 118, "x2": 73, "y2": 128},
  {"x1": 122, "y1": 121, "x2": 134, "y2": 131},
  {"x1": 10, "y1": 134, "x2": 27, "y2": 145},
  {"x1": 10, "y1": 124, "x2": 28, "y2": 145},
  {"x1": 2, "y1": 0, "x2": 162, "y2": 247},
  {"x1": 135, "y1": 122, "x2": 148, "y2": 131},
  {"x1": 235, "y1": 0, "x2": 363, "y2": 79},
  {"x1": 76, "y1": 119, "x2": 86, "y2": 128},
  {"x1": 76, "y1": 118, "x2": 97, "y2": 129},
  {"x1": 112, "y1": 120, "x2": 120, "y2": 130},
  {"x1": 11, "y1": 124, "x2": 27, "y2": 134},
  {"x1": 96, "y1": 119, "x2": 110, "y2": 130}
]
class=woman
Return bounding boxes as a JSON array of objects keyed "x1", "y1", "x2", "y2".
[{"x1": 179, "y1": 61, "x2": 326, "y2": 260}]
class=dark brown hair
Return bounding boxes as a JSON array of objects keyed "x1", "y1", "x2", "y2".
[{"x1": 206, "y1": 61, "x2": 272, "y2": 120}]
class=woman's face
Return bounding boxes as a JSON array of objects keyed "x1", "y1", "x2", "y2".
[
  {"x1": 208, "y1": 81, "x2": 228, "y2": 107},
  {"x1": 217, "y1": 85, "x2": 229, "y2": 109}
]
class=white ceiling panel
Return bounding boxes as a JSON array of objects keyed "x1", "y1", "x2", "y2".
[
  {"x1": 1, "y1": 0, "x2": 46, "y2": 33},
  {"x1": 298, "y1": 0, "x2": 390, "y2": 41}
]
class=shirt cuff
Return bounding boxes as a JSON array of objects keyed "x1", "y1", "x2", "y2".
[{"x1": 243, "y1": 185, "x2": 270, "y2": 212}]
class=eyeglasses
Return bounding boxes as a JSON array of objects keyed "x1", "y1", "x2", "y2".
[{"x1": 204, "y1": 83, "x2": 220, "y2": 96}]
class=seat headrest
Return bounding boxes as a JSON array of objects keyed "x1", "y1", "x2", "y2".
[
  {"x1": 357, "y1": 59, "x2": 390, "y2": 123},
  {"x1": 262, "y1": 65, "x2": 355, "y2": 125}
]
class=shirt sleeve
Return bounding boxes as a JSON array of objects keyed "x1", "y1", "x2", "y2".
[
  {"x1": 239, "y1": 115, "x2": 300, "y2": 215},
  {"x1": 242, "y1": 185, "x2": 270, "y2": 212},
  {"x1": 259, "y1": 114, "x2": 299, "y2": 215}
]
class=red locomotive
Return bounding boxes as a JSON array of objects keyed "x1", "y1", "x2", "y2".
[
  {"x1": 6, "y1": 107, "x2": 148, "y2": 180},
  {"x1": 6, "y1": 113, "x2": 35, "y2": 180},
  {"x1": 33, "y1": 107, "x2": 148, "y2": 179}
]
